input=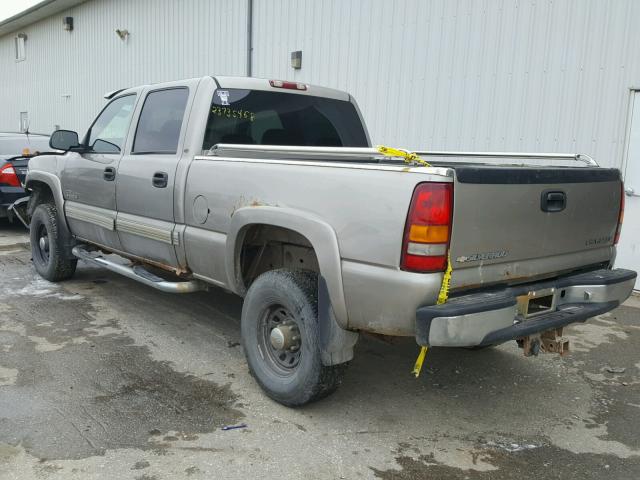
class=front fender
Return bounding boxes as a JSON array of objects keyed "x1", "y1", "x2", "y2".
[
  {"x1": 226, "y1": 206, "x2": 349, "y2": 328},
  {"x1": 26, "y1": 169, "x2": 76, "y2": 258},
  {"x1": 25, "y1": 170, "x2": 66, "y2": 215}
]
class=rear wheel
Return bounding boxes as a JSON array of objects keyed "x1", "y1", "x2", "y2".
[
  {"x1": 241, "y1": 269, "x2": 348, "y2": 406},
  {"x1": 30, "y1": 203, "x2": 77, "y2": 281}
]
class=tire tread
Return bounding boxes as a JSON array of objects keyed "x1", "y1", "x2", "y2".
[
  {"x1": 242, "y1": 269, "x2": 348, "y2": 406},
  {"x1": 30, "y1": 203, "x2": 77, "y2": 282}
]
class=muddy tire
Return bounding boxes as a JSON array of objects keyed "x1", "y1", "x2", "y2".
[
  {"x1": 30, "y1": 203, "x2": 77, "y2": 282},
  {"x1": 241, "y1": 269, "x2": 348, "y2": 407}
]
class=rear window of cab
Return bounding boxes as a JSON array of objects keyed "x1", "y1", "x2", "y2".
[{"x1": 203, "y1": 89, "x2": 368, "y2": 150}]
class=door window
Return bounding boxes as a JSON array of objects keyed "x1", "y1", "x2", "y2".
[
  {"x1": 133, "y1": 88, "x2": 189, "y2": 154},
  {"x1": 87, "y1": 95, "x2": 136, "y2": 153}
]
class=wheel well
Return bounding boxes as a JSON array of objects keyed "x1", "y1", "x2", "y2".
[
  {"x1": 238, "y1": 224, "x2": 319, "y2": 290},
  {"x1": 26, "y1": 181, "x2": 54, "y2": 215}
]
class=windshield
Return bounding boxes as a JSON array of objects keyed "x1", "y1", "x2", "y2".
[{"x1": 203, "y1": 89, "x2": 368, "y2": 149}]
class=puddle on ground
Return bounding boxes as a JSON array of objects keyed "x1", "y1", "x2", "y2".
[
  {"x1": 371, "y1": 443, "x2": 640, "y2": 479},
  {"x1": 0, "y1": 271, "x2": 244, "y2": 461}
]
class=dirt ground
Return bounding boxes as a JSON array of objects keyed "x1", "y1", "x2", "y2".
[{"x1": 1, "y1": 222, "x2": 639, "y2": 479}]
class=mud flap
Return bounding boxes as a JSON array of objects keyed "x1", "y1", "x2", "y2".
[{"x1": 318, "y1": 276, "x2": 359, "y2": 366}]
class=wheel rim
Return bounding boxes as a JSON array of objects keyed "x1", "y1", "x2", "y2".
[
  {"x1": 258, "y1": 304, "x2": 302, "y2": 376},
  {"x1": 35, "y1": 223, "x2": 50, "y2": 265}
]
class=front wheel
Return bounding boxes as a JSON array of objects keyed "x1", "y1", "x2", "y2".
[
  {"x1": 241, "y1": 269, "x2": 348, "y2": 406},
  {"x1": 30, "y1": 203, "x2": 77, "y2": 282}
]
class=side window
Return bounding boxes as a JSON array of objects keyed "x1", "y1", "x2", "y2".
[
  {"x1": 133, "y1": 88, "x2": 189, "y2": 154},
  {"x1": 15, "y1": 34, "x2": 26, "y2": 61},
  {"x1": 87, "y1": 95, "x2": 136, "y2": 153}
]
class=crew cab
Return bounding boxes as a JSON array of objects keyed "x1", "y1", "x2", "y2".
[{"x1": 25, "y1": 76, "x2": 635, "y2": 406}]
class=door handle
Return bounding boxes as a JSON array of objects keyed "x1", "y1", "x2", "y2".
[
  {"x1": 152, "y1": 171, "x2": 168, "y2": 188},
  {"x1": 540, "y1": 190, "x2": 566, "y2": 212},
  {"x1": 625, "y1": 187, "x2": 640, "y2": 197},
  {"x1": 103, "y1": 167, "x2": 116, "y2": 181}
]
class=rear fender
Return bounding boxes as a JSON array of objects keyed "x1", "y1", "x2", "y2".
[{"x1": 226, "y1": 206, "x2": 349, "y2": 328}]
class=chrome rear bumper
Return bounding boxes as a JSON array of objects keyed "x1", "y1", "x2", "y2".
[{"x1": 415, "y1": 268, "x2": 636, "y2": 347}]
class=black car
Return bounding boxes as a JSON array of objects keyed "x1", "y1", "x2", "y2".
[{"x1": 0, "y1": 132, "x2": 51, "y2": 224}]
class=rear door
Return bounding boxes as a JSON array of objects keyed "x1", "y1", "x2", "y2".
[
  {"x1": 115, "y1": 81, "x2": 195, "y2": 269},
  {"x1": 448, "y1": 166, "x2": 623, "y2": 290}
]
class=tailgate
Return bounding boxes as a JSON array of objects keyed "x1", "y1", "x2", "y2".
[{"x1": 449, "y1": 166, "x2": 622, "y2": 290}]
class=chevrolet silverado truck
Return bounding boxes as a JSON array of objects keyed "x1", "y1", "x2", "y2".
[{"x1": 25, "y1": 76, "x2": 636, "y2": 406}]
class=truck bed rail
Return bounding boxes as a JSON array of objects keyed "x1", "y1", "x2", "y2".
[{"x1": 205, "y1": 144, "x2": 598, "y2": 167}]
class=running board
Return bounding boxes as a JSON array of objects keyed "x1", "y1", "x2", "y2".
[{"x1": 72, "y1": 246, "x2": 207, "y2": 293}]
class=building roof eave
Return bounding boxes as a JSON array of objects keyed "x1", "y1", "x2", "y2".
[{"x1": 0, "y1": 0, "x2": 87, "y2": 38}]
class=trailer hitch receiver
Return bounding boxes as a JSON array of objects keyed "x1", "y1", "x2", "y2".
[{"x1": 518, "y1": 327, "x2": 569, "y2": 357}]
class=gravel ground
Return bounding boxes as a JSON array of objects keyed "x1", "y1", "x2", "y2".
[{"x1": 0, "y1": 222, "x2": 639, "y2": 479}]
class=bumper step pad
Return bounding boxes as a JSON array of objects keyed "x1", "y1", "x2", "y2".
[
  {"x1": 480, "y1": 301, "x2": 616, "y2": 346},
  {"x1": 416, "y1": 268, "x2": 636, "y2": 347}
]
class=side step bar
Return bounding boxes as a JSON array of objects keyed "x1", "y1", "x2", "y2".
[{"x1": 72, "y1": 246, "x2": 207, "y2": 293}]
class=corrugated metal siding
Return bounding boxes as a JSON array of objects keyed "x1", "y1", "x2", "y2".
[
  {"x1": 1, "y1": 0, "x2": 640, "y2": 169},
  {"x1": 0, "y1": 0, "x2": 247, "y2": 134},
  {"x1": 252, "y1": 0, "x2": 640, "y2": 168}
]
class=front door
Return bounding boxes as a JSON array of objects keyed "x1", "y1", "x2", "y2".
[
  {"x1": 60, "y1": 94, "x2": 137, "y2": 249},
  {"x1": 115, "y1": 85, "x2": 191, "y2": 269},
  {"x1": 616, "y1": 90, "x2": 640, "y2": 290}
]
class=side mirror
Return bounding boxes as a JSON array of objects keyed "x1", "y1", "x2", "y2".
[{"x1": 49, "y1": 129, "x2": 80, "y2": 151}]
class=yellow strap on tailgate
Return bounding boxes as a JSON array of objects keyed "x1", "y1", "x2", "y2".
[
  {"x1": 412, "y1": 255, "x2": 453, "y2": 378},
  {"x1": 376, "y1": 145, "x2": 431, "y2": 167}
]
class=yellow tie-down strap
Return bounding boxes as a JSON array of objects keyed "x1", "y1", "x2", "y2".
[
  {"x1": 376, "y1": 145, "x2": 446, "y2": 377},
  {"x1": 376, "y1": 145, "x2": 431, "y2": 167},
  {"x1": 412, "y1": 255, "x2": 453, "y2": 377}
]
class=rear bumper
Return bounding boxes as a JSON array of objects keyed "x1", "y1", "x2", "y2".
[
  {"x1": 0, "y1": 187, "x2": 29, "y2": 220},
  {"x1": 415, "y1": 268, "x2": 636, "y2": 347},
  {"x1": 1, "y1": 186, "x2": 28, "y2": 208}
]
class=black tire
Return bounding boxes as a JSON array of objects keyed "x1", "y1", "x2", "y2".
[
  {"x1": 30, "y1": 203, "x2": 77, "y2": 282},
  {"x1": 241, "y1": 269, "x2": 348, "y2": 407}
]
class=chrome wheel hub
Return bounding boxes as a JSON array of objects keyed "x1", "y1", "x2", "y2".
[
  {"x1": 269, "y1": 323, "x2": 301, "y2": 351},
  {"x1": 259, "y1": 305, "x2": 303, "y2": 373}
]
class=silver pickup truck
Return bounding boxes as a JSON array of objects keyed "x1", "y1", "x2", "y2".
[{"x1": 26, "y1": 76, "x2": 636, "y2": 406}]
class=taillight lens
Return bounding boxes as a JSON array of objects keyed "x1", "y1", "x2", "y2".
[
  {"x1": 614, "y1": 182, "x2": 625, "y2": 245},
  {"x1": 0, "y1": 163, "x2": 21, "y2": 187},
  {"x1": 401, "y1": 182, "x2": 453, "y2": 272}
]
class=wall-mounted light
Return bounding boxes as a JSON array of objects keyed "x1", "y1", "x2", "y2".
[
  {"x1": 115, "y1": 29, "x2": 129, "y2": 40},
  {"x1": 63, "y1": 17, "x2": 73, "y2": 31},
  {"x1": 291, "y1": 50, "x2": 302, "y2": 69}
]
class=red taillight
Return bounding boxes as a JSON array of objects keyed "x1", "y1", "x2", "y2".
[
  {"x1": 401, "y1": 182, "x2": 453, "y2": 273},
  {"x1": 269, "y1": 79, "x2": 307, "y2": 91},
  {"x1": 614, "y1": 182, "x2": 625, "y2": 245},
  {"x1": 0, "y1": 163, "x2": 21, "y2": 187}
]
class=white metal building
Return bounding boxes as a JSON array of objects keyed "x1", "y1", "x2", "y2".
[{"x1": 1, "y1": 0, "x2": 639, "y2": 282}]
